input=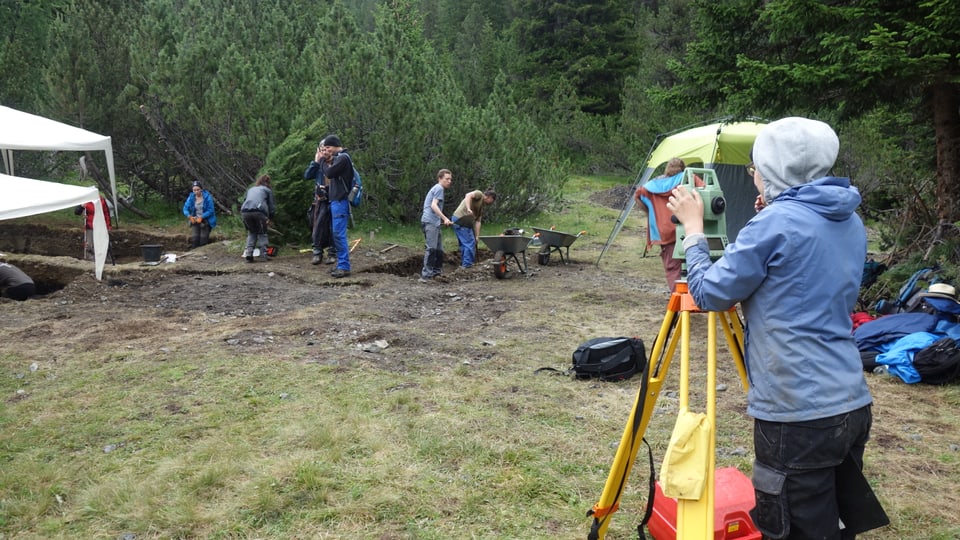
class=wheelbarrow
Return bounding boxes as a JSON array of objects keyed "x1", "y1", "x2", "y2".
[
  {"x1": 532, "y1": 227, "x2": 585, "y2": 265},
  {"x1": 479, "y1": 230, "x2": 535, "y2": 279}
]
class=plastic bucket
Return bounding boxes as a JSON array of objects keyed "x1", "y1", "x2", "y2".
[{"x1": 141, "y1": 244, "x2": 163, "y2": 263}]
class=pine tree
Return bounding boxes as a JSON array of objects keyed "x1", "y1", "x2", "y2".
[{"x1": 510, "y1": 0, "x2": 639, "y2": 115}]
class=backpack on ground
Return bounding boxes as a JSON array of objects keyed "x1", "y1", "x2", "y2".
[
  {"x1": 571, "y1": 336, "x2": 646, "y2": 382},
  {"x1": 348, "y1": 168, "x2": 363, "y2": 207},
  {"x1": 875, "y1": 267, "x2": 941, "y2": 315},
  {"x1": 912, "y1": 337, "x2": 960, "y2": 385}
]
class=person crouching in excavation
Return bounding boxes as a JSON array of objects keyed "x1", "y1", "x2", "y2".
[
  {"x1": 182, "y1": 181, "x2": 217, "y2": 249},
  {"x1": 0, "y1": 261, "x2": 35, "y2": 301}
]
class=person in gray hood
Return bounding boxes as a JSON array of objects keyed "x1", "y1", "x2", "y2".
[{"x1": 667, "y1": 117, "x2": 886, "y2": 539}]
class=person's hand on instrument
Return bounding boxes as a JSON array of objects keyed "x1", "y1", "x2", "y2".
[{"x1": 666, "y1": 185, "x2": 705, "y2": 236}]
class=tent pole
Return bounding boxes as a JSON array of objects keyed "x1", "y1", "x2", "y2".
[{"x1": 2, "y1": 149, "x2": 12, "y2": 176}]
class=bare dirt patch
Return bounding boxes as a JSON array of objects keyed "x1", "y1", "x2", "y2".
[{"x1": 2, "y1": 201, "x2": 959, "y2": 537}]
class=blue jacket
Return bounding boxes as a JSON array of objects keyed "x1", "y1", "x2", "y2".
[
  {"x1": 182, "y1": 190, "x2": 217, "y2": 229},
  {"x1": 684, "y1": 177, "x2": 872, "y2": 422}
]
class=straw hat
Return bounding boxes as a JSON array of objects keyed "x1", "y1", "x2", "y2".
[{"x1": 920, "y1": 283, "x2": 959, "y2": 302}]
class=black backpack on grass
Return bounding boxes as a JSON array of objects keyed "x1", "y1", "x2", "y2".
[
  {"x1": 913, "y1": 337, "x2": 960, "y2": 385},
  {"x1": 571, "y1": 336, "x2": 646, "y2": 382}
]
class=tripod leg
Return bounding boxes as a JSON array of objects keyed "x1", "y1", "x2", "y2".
[
  {"x1": 589, "y1": 282, "x2": 751, "y2": 539},
  {"x1": 676, "y1": 311, "x2": 718, "y2": 538},
  {"x1": 588, "y1": 297, "x2": 682, "y2": 539},
  {"x1": 719, "y1": 310, "x2": 749, "y2": 391}
]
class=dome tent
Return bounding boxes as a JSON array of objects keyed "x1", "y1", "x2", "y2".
[{"x1": 598, "y1": 119, "x2": 767, "y2": 265}]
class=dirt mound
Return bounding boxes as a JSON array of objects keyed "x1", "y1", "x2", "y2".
[{"x1": 589, "y1": 184, "x2": 633, "y2": 210}]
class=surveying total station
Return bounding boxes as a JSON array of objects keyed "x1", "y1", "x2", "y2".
[
  {"x1": 672, "y1": 168, "x2": 728, "y2": 261},
  {"x1": 586, "y1": 168, "x2": 761, "y2": 540}
]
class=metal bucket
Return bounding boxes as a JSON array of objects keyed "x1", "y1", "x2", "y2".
[{"x1": 140, "y1": 244, "x2": 163, "y2": 263}]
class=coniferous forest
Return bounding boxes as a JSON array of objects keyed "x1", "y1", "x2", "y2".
[{"x1": 2, "y1": 0, "x2": 959, "y2": 262}]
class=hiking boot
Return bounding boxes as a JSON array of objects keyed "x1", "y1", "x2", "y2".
[
  {"x1": 330, "y1": 269, "x2": 350, "y2": 278},
  {"x1": 433, "y1": 274, "x2": 450, "y2": 283},
  {"x1": 324, "y1": 255, "x2": 337, "y2": 265},
  {"x1": 244, "y1": 250, "x2": 254, "y2": 263},
  {"x1": 311, "y1": 254, "x2": 322, "y2": 265}
]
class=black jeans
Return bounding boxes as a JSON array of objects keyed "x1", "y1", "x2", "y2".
[
  {"x1": 241, "y1": 211, "x2": 269, "y2": 256},
  {"x1": 751, "y1": 405, "x2": 872, "y2": 540}
]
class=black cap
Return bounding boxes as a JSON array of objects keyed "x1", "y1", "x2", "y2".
[
  {"x1": 192, "y1": 180, "x2": 202, "y2": 188},
  {"x1": 322, "y1": 135, "x2": 342, "y2": 147}
]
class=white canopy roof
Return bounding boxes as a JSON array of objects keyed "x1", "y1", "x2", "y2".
[
  {"x1": 0, "y1": 105, "x2": 118, "y2": 224},
  {"x1": 0, "y1": 172, "x2": 109, "y2": 280}
]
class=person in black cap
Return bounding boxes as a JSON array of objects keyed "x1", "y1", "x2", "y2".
[
  {"x1": 308, "y1": 134, "x2": 354, "y2": 278},
  {"x1": 182, "y1": 180, "x2": 218, "y2": 249}
]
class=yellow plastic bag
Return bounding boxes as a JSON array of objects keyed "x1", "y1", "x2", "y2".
[{"x1": 659, "y1": 410, "x2": 711, "y2": 500}]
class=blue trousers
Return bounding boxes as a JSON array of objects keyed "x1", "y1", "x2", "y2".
[
  {"x1": 453, "y1": 222, "x2": 476, "y2": 267},
  {"x1": 330, "y1": 200, "x2": 350, "y2": 271}
]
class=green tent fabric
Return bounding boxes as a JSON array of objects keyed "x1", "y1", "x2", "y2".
[{"x1": 598, "y1": 119, "x2": 767, "y2": 265}]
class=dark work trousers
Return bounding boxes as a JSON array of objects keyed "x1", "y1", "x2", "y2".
[
  {"x1": 189, "y1": 221, "x2": 211, "y2": 249},
  {"x1": 311, "y1": 201, "x2": 335, "y2": 257},
  {"x1": 242, "y1": 211, "x2": 269, "y2": 258},
  {"x1": 3, "y1": 283, "x2": 35, "y2": 301},
  {"x1": 751, "y1": 405, "x2": 874, "y2": 540}
]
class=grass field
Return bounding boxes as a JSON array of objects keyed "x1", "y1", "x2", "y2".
[{"x1": 2, "y1": 175, "x2": 959, "y2": 539}]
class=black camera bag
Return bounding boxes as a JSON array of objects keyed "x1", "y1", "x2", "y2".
[{"x1": 571, "y1": 336, "x2": 645, "y2": 382}]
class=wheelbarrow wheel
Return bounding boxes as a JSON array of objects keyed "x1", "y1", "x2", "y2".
[{"x1": 493, "y1": 251, "x2": 508, "y2": 279}]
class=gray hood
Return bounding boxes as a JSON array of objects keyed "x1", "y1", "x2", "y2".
[{"x1": 754, "y1": 117, "x2": 839, "y2": 201}]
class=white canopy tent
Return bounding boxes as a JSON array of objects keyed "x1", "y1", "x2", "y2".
[
  {"x1": 0, "y1": 172, "x2": 109, "y2": 280},
  {"x1": 0, "y1": 105, "x2": 118, "y2": 224}
]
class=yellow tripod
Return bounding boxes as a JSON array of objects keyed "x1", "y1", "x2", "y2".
[{"x1": 587, "y1": 280, "x2": 749, "y2": 540}]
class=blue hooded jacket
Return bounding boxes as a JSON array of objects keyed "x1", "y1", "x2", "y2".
[
  {"x1": 684, "y1": 177, "x2": 872, "y2": 422},
  {"x1": 182, "y1": 190, "x2": 217, "y2": 229}
]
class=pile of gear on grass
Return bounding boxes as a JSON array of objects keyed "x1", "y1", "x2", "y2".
[
  {"x1": 537, "y1": 260, "x2": 960, "y2": 387},
  {"x1": 854, "y1": 262, "x2": 960, "y2": 385}
]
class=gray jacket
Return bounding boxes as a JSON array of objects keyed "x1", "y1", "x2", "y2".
[{"x1": 240, "y1": 185, "x2": 275, "y2": 219}]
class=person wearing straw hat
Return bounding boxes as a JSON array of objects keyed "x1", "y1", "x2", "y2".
[{"x1": 919, "y1": 283, "x2": 960, "y2": 317}]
